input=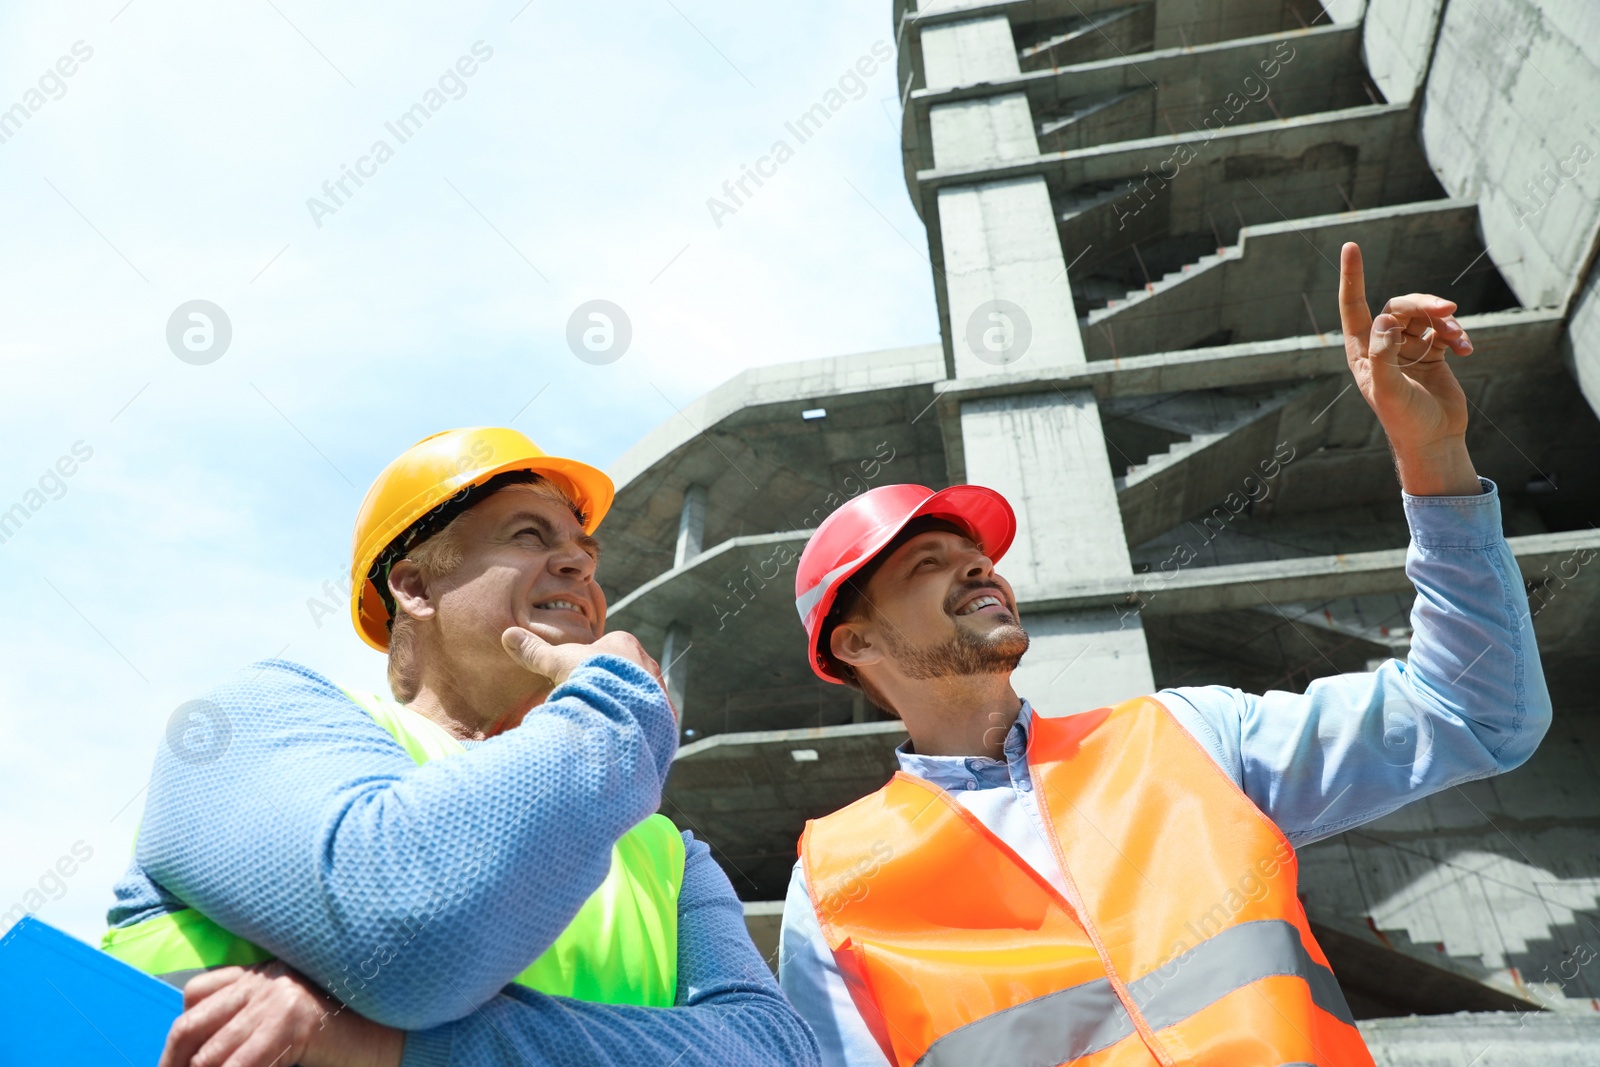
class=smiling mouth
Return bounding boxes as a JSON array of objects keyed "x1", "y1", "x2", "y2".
[
  {"x1": 532, "y1": 598, "x2": 588, "y2": 619},
  {"x1": 954, "y1": 593, "x2": 1008, "y2": 617}
]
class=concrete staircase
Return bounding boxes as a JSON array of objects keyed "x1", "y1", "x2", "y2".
[
  {"x1": 1093, "y1": 244, "x2": 1237, "y2": 320},
  {"x1": 1016, "y1": 5, "x2": 1149, "y2": 72},
  {"x1": 1109, "y1": 379, "x2": 1339, "y2": 545},
  {"x1": 1079, "y1": 199, "x2": 1492, "y2": 360}
]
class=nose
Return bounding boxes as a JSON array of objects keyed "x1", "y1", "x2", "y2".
[
  {"x1": 550, "y1": 539, "x2": 597, "y2": 581},
  {"x1": 961, "y1": 547, "x2": 996, "y2": 580}
]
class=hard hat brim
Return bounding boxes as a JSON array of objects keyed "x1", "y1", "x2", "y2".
[{"x1": 804, "y1": 484, "x2": 1016, "y2": 683}]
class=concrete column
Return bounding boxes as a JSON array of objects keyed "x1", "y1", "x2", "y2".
[
  {"x1": 661, "y1": 621, "x2": 691, "y2": 721},
  {"x1": 924, "y1": 10, "x2": 1155, "y2": 715},
  {"x1": 938, "y1": 178, "x2": 1087, "y2": 375},
  {"x1": 921, "y1": 15, "x2": 1018, "y2": 90},
  {"x1": 674, "y1": 484, "x2": 707, "y2": 568},
  {"x1": 960, "y1": 393, "x2": 1155, "y2": 713}
]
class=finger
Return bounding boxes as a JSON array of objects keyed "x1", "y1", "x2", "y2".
[
  {"x1": 1380, "y1": 293, "x2": 1458, "y2": 331},
  {"x1": 1337, "y1": 242, "x2": 1373, "y2": 359},
  {"x1": 1379, "y1": 295, "x2": 1472, "y2": 354},
  {"x1": 160, "y1": 982, "x2": 253, "y2": 1067},
  {"x1": 1377, "y1": 316, "x2": 1450, "y2": 368},
  {"x1": 203, "y1": 990, "x2": 309, "y2": 1067},
  {"x1": 1365, "y1": 313, "x2": 1409, "y2": 385},
  {"x1": 222, "y1": 1030, "x2": 304, "y2": 1067},
  {"x1": 502, "y1": 626, "x2": 553, "y2": 675},
  {"x1": 183, "y1": 968, "x2": 247, "y2": 1008},
  {"x1": 1378, "y1": 305, "x2": 1473, "y2": 357},
  {"x1": 187, "y1": 1004, "x2": 258, "y2": 1067}
]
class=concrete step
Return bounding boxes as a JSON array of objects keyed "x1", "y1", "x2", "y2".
[
  {"x1": 1038, "y1": 88, "x2": 1147, "y2": 138},
  {"x1": 1092, "y1": 246, "x2": 1239, "y2": 321},
  {"x1": 1018, "y1": 5, "x2": 1141, "y2": 65}
]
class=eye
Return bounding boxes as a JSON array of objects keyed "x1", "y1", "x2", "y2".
[{"x1": 517, "y1": 527, "x2": 547, "y2": 544}]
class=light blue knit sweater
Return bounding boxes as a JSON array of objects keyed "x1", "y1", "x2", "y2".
[{"x1": 106, "y1": 656, "x2": 819, "y2": 1066}]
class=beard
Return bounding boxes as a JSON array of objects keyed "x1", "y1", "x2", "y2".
[{"x1": 880, "y1": 617, "x2": 1029, "y2": 680}]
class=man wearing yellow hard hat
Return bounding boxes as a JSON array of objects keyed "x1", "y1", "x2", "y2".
[{"x1": 100, "y1": 428, "x2": 819, "y2": 1067}]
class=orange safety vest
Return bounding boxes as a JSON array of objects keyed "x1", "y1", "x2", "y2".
[{"x1": 800, "y1": 695, "x2": 1373, "y2": 1067}]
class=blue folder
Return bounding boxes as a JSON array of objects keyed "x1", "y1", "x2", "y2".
[{"x1": 0, "y1": 915, "x2": 181, "y2": 1066}]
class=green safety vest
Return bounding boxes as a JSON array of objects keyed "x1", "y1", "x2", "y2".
[{"x1": 101, "y1": 688, "x2": 683, "y2": 1007}]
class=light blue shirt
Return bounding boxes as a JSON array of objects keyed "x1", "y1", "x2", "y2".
[{"x1": 778, "y1": 479, "x2": 1551, "y2": 1066}]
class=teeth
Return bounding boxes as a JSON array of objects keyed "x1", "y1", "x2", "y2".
[
  {"x1": 957, "y1": 595, "x2": 1001, "y2": 616},
  {"x1": 537, "y1": 600, "x2": 581, "y2": 612}
]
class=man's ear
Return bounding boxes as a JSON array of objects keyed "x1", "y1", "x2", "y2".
[
  {"x1": 388, "y1": 560, "x2": 436, "y2": 623},
  {"x1": 830, "y1": 616, "x2": 884, "y2": 672}
]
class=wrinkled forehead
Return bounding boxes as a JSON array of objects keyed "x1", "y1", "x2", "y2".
[{"x1": 465, "y1": 484, "x2": 597, "y2": 549}]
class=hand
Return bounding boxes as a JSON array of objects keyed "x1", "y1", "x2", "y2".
[
  {"x1": 157, "y1": 962, "x2": 403, "y2": 1067},
  {"x1": 503, "y1": 625, "x2": 669, "y2": 698},
  {"x1": 1337, "y1": 241, "x2": 1481, "y2": 496}
]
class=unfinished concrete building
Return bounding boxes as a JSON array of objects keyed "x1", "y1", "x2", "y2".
[{"x1": 601, "y1": 0, "x2": 1600, "y2": 1058}]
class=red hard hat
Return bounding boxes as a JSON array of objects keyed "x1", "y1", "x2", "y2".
[{"x1": 795, "y1": 483, "x2": 1016, "y2": 683}]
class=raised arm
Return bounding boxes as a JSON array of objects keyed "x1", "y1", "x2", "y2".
[
  {"x1": 131, "y1": 655, "x2": 676, "y2": 1029},
  {"x1": 1158, "y1": 242, "x2": 1552, "y2": 842}
]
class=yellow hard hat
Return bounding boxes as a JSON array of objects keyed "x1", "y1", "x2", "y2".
[{"x1": 349, "y1": 427, "x2": 615, "y2": 652}]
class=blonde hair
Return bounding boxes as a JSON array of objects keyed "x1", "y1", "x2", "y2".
[{"x1": 387, "y1": 479, "x2": 581, "y2": 702}]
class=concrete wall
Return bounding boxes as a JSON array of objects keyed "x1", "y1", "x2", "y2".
[
  {"x1": 1567, "y1": 258, "x2": 1600, "y2": 417},
  {"x1": 1356, "y1": 0, "x2": 1600, "y2": 416},
  {"x1": 1361, "y1": 0, "x2": 1444, "y2": 104},
  {"x1": 1407, "y1": 0, "x2": 1600, "y2": 308},
  {"x1": 1299, "y1": 705, "x2": 1600, "y2": 1012}
]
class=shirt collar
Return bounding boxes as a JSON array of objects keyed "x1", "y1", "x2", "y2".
[{"x1": 894, "y1": 699, "x2": 1035, "y2": 788}]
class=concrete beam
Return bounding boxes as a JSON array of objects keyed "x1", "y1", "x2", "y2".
[
  {"x1": 899, "y1": 0, "x2": 1327, "y2": 50},
  {"x1": 1020, "y1": 528, "x2": 1600, "y2": 625},
  {"x1": 930, "y1": 307, "x2": 1566, "y2": 479},
  {"x1": 1417, "y1": 0, "x2": 1600, "y2": 309},
  {"x1": 933, "y1": 308, "x2": 1563, "y2": 402},
  {"x1": 913, "y1": 102, "x2": 1422, "y2": 269},
  {"x1": 908, "y1": 23, "x2": 1365, "y2": 169},
  {"x1": 1356, "y1": 1013, "x2": 1600, "y2": 1066}
]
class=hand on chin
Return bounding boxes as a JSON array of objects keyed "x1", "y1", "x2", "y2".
[{"x1": 519, "y1": 615, "x2": 595, "y2": 645}]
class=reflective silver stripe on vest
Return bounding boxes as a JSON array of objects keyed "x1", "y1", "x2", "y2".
[
  {"x1": 155, "y1": 966, "x2": 217, "y2": 990},
  {"x1": 1130, "y1": 919, "x2": 1355, "y2": 1030},
  {"x1": 915, "y1": 920, "x2": 1350, "y2": 1067},
  {"x1": 914, "y1": 974, "x2": 1129, "y2": 1067}
]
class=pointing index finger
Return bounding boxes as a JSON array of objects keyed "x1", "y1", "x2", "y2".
[{"x1": 1338, "y1": 241, "x2": 1372, "y2": 348}]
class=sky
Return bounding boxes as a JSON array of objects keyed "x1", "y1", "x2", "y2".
[{"x1": 0, "y1": 0, "x2": 937, "y2": 944}]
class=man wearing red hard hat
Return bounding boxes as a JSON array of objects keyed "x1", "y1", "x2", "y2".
[{"x1": 777, "y1": 247, "x2": 1552, "y2": 1066}]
